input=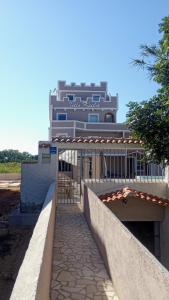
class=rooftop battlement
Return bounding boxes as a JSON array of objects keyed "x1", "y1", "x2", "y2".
[{"x1": 57, "y1": 80, "x2": 107, "y2": 91}]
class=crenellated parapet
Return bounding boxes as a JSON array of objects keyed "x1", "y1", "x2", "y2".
[{"x1": 58, "y1": 80, "x2": 107, "y2": 91}]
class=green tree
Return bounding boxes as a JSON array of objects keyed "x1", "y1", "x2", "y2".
[
  {"x1": 132, "y1": 16, "x2": 169, "y2": 89},
  {"x1": 0, "y1": 149, "x2": 38, "y2": 163},
  {"x1": 127, "y1": 16, "x2": 169, "y2": 164}
]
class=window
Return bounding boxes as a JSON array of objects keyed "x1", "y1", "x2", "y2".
[
  {"x1": 104, "y1": 113, "x2": 115, "y2": 123},
  {"x1": 92, "y1": 95, "x2": 100, "y2": 102},
  {"x1": 88, "y1": 114, "x2": 99, "y2": 122},
  {"x1": 57, "y1": 113, "x2": 67, "y2": 121},
  {"x1": 67, "y1": 94, "x2": 75, "y2": 101}
]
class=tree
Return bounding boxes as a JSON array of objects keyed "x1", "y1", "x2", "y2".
[
  {"x1": 0, "y1": 149, "x2": 38, "y2": 163},
  {"x1": 132, "y1": 16, "x2": 169, "y2": 89},
  {"x1": 127, "y1": 16, "x2": 169, "y2": 164}
]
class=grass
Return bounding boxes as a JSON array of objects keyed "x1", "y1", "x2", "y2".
[{"x1": 0, "y1": 162, "x2": 21, "y2": 173}]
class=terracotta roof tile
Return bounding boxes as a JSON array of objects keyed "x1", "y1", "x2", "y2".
[
  {"x1": 99, "y1": 187, "x2": 169, "y2": 207},
  {"x1": 52, "y1": 136, "x2": 143, "y2": 145}
]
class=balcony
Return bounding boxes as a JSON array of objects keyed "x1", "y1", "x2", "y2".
[{"x1": 51, "y1": 120, "x2": 129, "y2": 132}]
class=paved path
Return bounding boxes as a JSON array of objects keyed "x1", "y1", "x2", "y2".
[{"x1": 50, "y1": 204, "x2": 119, "y2": 300}]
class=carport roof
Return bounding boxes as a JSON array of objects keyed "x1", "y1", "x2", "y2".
[{"x1": 99, "y1": 187, "x2": 169, "y2": 207}]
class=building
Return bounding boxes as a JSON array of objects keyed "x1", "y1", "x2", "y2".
[
  {"x1": 48, "y1": 81, "x2": 162, "y2": 181},
  {"x1": 49, "y1": 80, "x2": 130, "y2": 140},
  {"x1": 10, "y1": 81, "x2": 169, "y2": 300}
]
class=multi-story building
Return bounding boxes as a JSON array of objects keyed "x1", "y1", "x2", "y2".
[{"x1": 49, "y1": 80, "x2": 130, "y2": 140}]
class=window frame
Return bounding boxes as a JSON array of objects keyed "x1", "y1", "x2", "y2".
[
  {"x1": 92, "y1": 94, "x2": 101, "y2": 102},
  {"x1": 66, "y1": 94, "x2": 75, "y2": 102},
  {"x1": 56, "y1": 113, "x2": 67, "y2": 121},
  {"x1": 88, "y1": 113, "x2": 100, "y2": 123}
]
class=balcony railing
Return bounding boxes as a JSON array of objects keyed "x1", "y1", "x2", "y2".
[{"x1": 51, "y1": 120, "x2": 129, "y2": 132}]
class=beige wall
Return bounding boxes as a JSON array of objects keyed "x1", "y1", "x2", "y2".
[
  {"x1": 87, "y1": 181, "x2": 168, "y2": 198},
  {"x1": 10, "y1": 182, "x2": 56, "y2": 300},
  {"x1": 81, "y1": 182, "x2": 169, "y2": 300},
  {"x1": 105, "y1": 196, "x2": 164, "y2": 221},
  {"x1": 52, "y1": 109, "x2": 117, "y2": 123},
  {"x1": 51, "y1": 128, "x2": 74, "y2": 137},
  {"x1": 76, "y1": 130, "x2": 124, "y2": 138}
]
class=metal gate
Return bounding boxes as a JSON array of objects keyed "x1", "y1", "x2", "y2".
[
  {"x1": 57, "y1": 149, "x2": 81, "y2": 203},
  {"x1": 56, "y1": 146, "x2": 164, "y2": 204}
]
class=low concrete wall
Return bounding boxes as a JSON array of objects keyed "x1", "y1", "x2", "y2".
[
  {"x1": 21, "y1": 161, "x2": 56, "y2": 212},
  {"x1": 82, "y1": 182, "x2": 169, "y2": 300},
  {"x1": 10, "y1": 182, "x2": 56, "y2": 300},
  {"x1": 0, "y1": 173, "x2": 21, "y2": 180}
]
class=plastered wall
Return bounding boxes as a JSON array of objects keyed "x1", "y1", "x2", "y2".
[
  {"x1": 21, "y1": 143, "x2": 57, "y2": 212},
  {"x1": 82, "y1": 182, "x2": 169, "y2": 300},
  {"x1": 86, "y1": 181, "x2": 168, "y2": 198}
]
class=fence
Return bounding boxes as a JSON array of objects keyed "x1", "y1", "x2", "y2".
[{"x1": 56, "y1": 147, "x2": 164, "y2": 203}]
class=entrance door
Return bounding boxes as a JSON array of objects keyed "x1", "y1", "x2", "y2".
[{"x1": 57, "y1": 150, "x2": 81, "y2": 204}]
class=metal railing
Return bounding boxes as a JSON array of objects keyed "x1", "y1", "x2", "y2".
[{"x1": 57, "y1": 148, "x2": 164, "y2": 198}]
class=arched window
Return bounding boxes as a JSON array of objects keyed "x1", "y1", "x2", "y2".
[{"x1": 104, "y1": 113, "x2": 115, "y2": 123}]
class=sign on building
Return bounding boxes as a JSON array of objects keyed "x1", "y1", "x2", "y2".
[{"x1": 50, "y1": 146, "x2": 57, "y2": 154}]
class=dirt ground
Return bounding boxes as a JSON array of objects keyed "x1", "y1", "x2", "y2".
[
  {"x1": 0, "y1": 187, "x2": 33, "y2": 300},
  {"x1": 0, "y1": 188, "x2": 20, "y2": 218}
]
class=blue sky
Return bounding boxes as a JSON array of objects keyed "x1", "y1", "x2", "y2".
[{"x1": 0, "y1": 0, "x2": 168, "y2": 154}]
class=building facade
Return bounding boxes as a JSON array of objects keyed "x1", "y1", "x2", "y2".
[{"x1": 49, "y1": 80, "x2": 130, "y2": 140}]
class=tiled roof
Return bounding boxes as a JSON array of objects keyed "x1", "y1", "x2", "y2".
[
  {"x1": 52, "y1": 136, "x2": 143, "y2": 144},
  {"x1": 99, "y1": 187, "x2": 169, "y2": 207}
]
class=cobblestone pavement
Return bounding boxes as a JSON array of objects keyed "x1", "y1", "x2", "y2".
[{"x1": 50, "y1": 204, "x2": 119, "y2": 300}]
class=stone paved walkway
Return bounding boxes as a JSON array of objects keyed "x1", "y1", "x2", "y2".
[{"x1": 50, "y1": 204, "x2": 119, "y2": 300}]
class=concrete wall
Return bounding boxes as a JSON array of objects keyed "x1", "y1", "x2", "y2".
[
  {"x1": 161, "y1": 166, "x2": 169, "y2": 269},
  {"x1": 52, "y1": 109, "x2": 117, "y2": 123},
  {"x1": 76, "y1": 130, "x2": 124, "y2": 138},
  {"x1": 52, "y1": 128, "x2": 74, "y2": 137},
  {"x1": 160, "y1": 208, "x2": 169, "y2": 270},
  {"x1": 10, "y1": 182, "x2": 56, "y2": 300},
  {"x1": 0, "y1": 173, "x2": 21, "y2": 180},
  {"x1": 21, "y1": 144, "x2": 57, "y2": 212},
  {"x1": 86, "y1": 181, "x2": 168, "y2": 198},
  {"x1": 81, "y1": 182, "x2": 169, "y2": 300},
  {"x1": 21, "y1": 162, "x2": 56, "y2": 212},
  {"x1": 105, "y1": 196, "x2": 164, "y2": 221}
]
